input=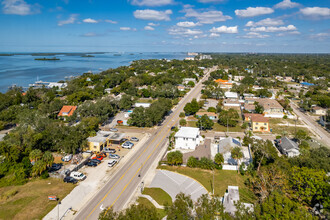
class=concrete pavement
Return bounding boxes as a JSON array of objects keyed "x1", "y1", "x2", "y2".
[
  {"x1": 73, "y1": 66, "x2": 217, "y2": 220},
  {"x1": 290, "y1": 101, "x2": 330, "y2": 146}
]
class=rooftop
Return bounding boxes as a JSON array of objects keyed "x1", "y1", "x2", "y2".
[
  {"x1": 250, "y1": 114, "x2": 269, "y2": 123},
  {"x1": 58, "y1": 106, "x2": 77, "y2": 117},
  {"x1": 196, "y1": 112, "x2": 217, "y2": 117},
  {"x1": 257, "y1": 98, "x2": 283, "y2": 110},
  {"x1": 175, "y1": 127, "x2": 200, "y2": 139},
  {"x1": 278, "y1": 137, "x2": 299, "y2": 151}
]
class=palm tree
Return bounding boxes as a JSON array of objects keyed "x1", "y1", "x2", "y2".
[
  {"x1": 42, "y1": 151, "x2": 54, "y2": 168},
  {"x1": 231, "y1": 147, "x2": 244, "y2": 172},
  {"x1": 29, "y1": 149, "x2": 43, "y2": 162}
]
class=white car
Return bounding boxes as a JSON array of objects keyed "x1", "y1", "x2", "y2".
[
  {"x1": 109, "y1": 154, "x2": 120, "y2": 159},
  {"x1": 108, "y1": 159, "x2": 117, "y2": 167},
  {"x1": 70, "y1": 171, "x2": 86, "y2": 180},
  {"x1": 122, "y1": 141, "x2": 134, "y2": 149},
  {"x1": 130, "y1": 137, "x2": 139, "y2": 142}
]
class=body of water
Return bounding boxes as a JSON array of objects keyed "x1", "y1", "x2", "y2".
[{"x1": 0, "y1": 52, "x2": 186, "y2": 93}]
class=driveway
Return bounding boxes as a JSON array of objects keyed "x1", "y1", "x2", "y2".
[{"x1": 149, "y1": 169, "x2": 208, "y2": 202}]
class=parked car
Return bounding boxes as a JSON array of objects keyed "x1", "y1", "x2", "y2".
[
  {"x1": 110, "y1": 127, "x2": 118, "y2": 132},
  {"x1": 91, "y1": 155, "x2": 103, "y2": 161},
  {"x1": 90, "y1": 159, "x2": 101, "y2": 164},
  {"x1": 86, "y1": 161, "x2": 97, "y2": 167},
  {"x1": 70, "y1": 171, "x2": 86, "y2": 180},
  {"x1": 109, "y1": 154, "x2": 120, "y2": 159},
  {"x1": 63, "y1": 176, "x2": 78, "y2": 184},
  {"x1": 97, "y1": 152, "x2": 107, "y2": 158},
  {"x1": 130, "y1": 137, "x2": 139, "y2": 142},
  {"x1": 103, "y1": 148, "x2": 116, "y2": 153},
  {"x1": 122, "y1": 141, "x2": 134, "y2": 149},
  {"x1": 62, "y1": 154, "x2": 72, "y2": 162},
  {"x1": 121, "y1": 138, "x2": 128, "y2": 142},
  {"x1": 108, "y1": 159, "x2": 117, "y2": 167},
  {"x1": 49, "y1": 163, "x2": 62, "y2": 172}
]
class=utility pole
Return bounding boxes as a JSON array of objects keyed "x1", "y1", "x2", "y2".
[{"x1": 212, "y1": 168, "x2": 215, "y2": 196}]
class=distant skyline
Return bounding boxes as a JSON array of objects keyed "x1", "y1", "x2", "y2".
[{"x1": 0, "y1": 0, "x2": 329, "y2": 53}]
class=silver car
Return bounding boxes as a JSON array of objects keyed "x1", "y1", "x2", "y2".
[
  {"x1": 108, "y1": 159, "x2": 117, "y2": 167},
  {"x1": 130, "y1": 137, "x2": 139, "y2": 142},
  {"x1": 109, "y1": 154, "x2": 120, "y2": 159}
]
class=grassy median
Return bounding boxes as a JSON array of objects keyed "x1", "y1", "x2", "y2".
[
  {"x1": 0, "y1": 178, "x2": 75, "y2": 220},
  {"x1": 142, "y1": 187, "x2": 172, "y2": 206}
]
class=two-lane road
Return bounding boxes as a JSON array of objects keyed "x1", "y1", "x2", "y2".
[{"x1": 74, "y1": 67, "x2": 216, "y2": 220}]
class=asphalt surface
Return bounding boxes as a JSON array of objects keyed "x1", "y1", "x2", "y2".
[
  {"x1": 290, "y1": 101, "x2": 330, "y2": 146},
  {"x1": 74, "y1": 67, "x2": 216, "y2": 220}
]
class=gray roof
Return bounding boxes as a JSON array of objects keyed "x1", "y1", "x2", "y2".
[
  {"x1": 278, "y1": 137, "x2": 299, "y2": 152},
  {"x1": 175, "y1": 127, "x2": 200, "y2": 139},
  {"x1": 223, "y1": 186, "x2": 240, "y2": 215},
  {"x1": 218, "y1": 137, "x2": 241, "y2": 154}
]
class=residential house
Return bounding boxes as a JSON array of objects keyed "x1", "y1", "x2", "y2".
[
  {"x1": 196, "y1": 112, "x2": 218, "y2": 120},
  {"x1": 234, "y1": 76, "x2": 245, "y2": 81},
  {"x1": 223, "y1": 99, "x2": 241, "y2": 107},
  {"x1": 182, "y1": 78, "x2": 196, "y2": 85},
  {"x1": 276, "y1": 137, "x2": 300, "y2": 157},
  {"x1": 214, "y1": 79, "x2": 233, "y2": 89},
  {"x1": 174, "y1": 127, "x2": 203, "y2": 150},
  {"x1": 47, "y1": 82, "x2": 67, "y2": 90},
  {"x1": 257, "y1": 98, "x2": 284, "y2": 118},
  {"x1": 222, "y1": 186, "x2": 253, "y2": 216},
  {"x1": 225, "y1": 92, "x2": 238, "y2": 99},
  {"x1": 177, "y1": 85, "x2": 185, "y2": 91},
  {"x1": 203, "y1": 99, "x2": 219, "y2": 109},
  {"x1": 243, "y1": 104, "x2": 255, "y2": 113},
  {"x1": 134, "y1": 103, "x2": 151, "y2": 108},
  {"x1": 312, "y1": 106, "x2": 326, "y2": 115},
  {"x1": 182, "y1": 139, "x2": 212, "y2": 163},
  {"x1": 58, "y1": 106, "x2": 77, "y2": 118},
  {"x1": 184, "y1": 57, "x2": 194, "y2": 61},
  {"x1": 199, "y1": 54, "x2": 212, "y2": 60},
  {"x1": 244, "y1": 97, "x2": 259, "y2": 104},
  {"x1": 245, "y1": 114, "x2": 269, "y2": 132},
  {"x1": 104, "y1": 88, "x2": 112, "y2": 94}
]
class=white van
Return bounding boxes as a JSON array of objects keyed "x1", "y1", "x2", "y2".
[{"x1": 70, "y1": 171, "x2": 86, "y2": 180}]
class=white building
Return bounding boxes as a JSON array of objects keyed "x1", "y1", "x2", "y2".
[
  {"x1": 222, "y1": 186, "x2": 253, "y2": 215},
  {"x1": 174, "y1": 127, "x2": 203, "y2": 150},
  {"x1": 47, "y1": 82, "x2": 67, "y2": 90},
  {"x1": 225, "y1": 92, "x2": 238, "y2": 99},
  {"x1": 134, "y1": 103, "x2": 151, "y2": 108},
  {"x1": 182, "y1": 78, "x2": 197, "y2": 85}
]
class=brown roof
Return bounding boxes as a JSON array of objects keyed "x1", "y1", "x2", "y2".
[
  {"x1": 312, "y1": 106, "x2": 325, "y2": 110},
  {"x1": 58, "y1": 106, "x2": 77, "y2": 117},
  {"x1": 257, "y1": 98, "x2": 283, "y2": 110},
  {"x1": 251, "y1": 114, "x2": 269, "y2": 123},
  {"x1": 196, "y1": 112, "x2": 217, "y2": 117},
  {"x1": 182, "y1": 139, "x2": 212, "y2": 163},
  {"x1": 244, "y1": 104, "x2": 255, "y2": 110}
]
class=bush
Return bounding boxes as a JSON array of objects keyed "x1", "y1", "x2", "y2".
[
  {"x1": 40, "y1": 170, "x2": 49, "y2": 179},
  {"x1": 167, "y1": 151, "x2": 183, "y2": 166},
  {"x1": 283, "y1": 115, "x2": 288, "y2": 119},
  {"x1": 179, "y1": 119, "x2": 187, "y2": 126},
  {"x1": 239, "y1": 163, "x2": 246, "y2": 175},
  {"x1": 276, "y1": 135, "x2": 282, "y2": 139},
  {"x1": 179, "y1": 112, "x2": 185, "y2": 118}
]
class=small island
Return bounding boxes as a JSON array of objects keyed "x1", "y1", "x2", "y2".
[
  {"x1": 81, "y1": 54, "x2": 95, "y2": 57},
  {"x1": 35, "y1": 57, "x2": 60, "y2": 61}
]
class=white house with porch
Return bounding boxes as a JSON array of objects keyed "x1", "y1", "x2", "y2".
[{"x1": 174, "y1": 127, "x2": 203, "y2": 150}]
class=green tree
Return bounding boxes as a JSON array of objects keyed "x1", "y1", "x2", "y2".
[
  {"x1": 295, "y1": 129, "x2": 308, "y2": 142},
  {"x1": 99, "y1": 204, "x2": 159, "y2": 220},
  {"x1": 179, "y1": 112, "x2": 185, "y2": 118},
  {"x1": 29, "y1": 149, "x2": 43, "y2": 162},
  {"x1": 165, "y1": 193, "x2": 194, "y2": 220},
  {"x1": 218, "y1": 108, "x2": 239, "y2": 127},
  {"x1": 167, "y1": 151, "x2": 183, "y2": 166},
  {"x1": 187, "y1": 81, "x2": 195, "y2": 87},
  {"x1": 118, "y1": 95, "x2": 133, "y2": 110},
  {"x1": 195, "y1": 194, "x2": 228, "y2": 220},
  {"x1": 179, "y1": 119, "x2": 187, "y2": 126},
  {"x1": 184, "y1": 99, "x2": 200, "y2": 115},
  {"x1": 214, "y1": 153, "x2": 224, "y2": 165},
  {"x1": 254, "y1": 102, "x2": 264, "y2": 114},
  {"x1": 196, "y1": 115, "x2": 214, "y2": 130},
  {"x1": 187, "y1": 156, "x2": 198, "y2": 168},
  {"x1": 42, "y1": 151, "x2": 54, "y2": 168}
]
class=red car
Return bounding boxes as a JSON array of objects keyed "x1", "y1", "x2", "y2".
[{"x1": 91, "y1": 155, "x2": 103, "y2": 161}]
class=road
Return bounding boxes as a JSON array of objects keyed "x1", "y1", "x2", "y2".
[
  {"x1": 74, "y1": 66, "x2": 217, "y2": 220},
  {"x1": 290, "y1": 101, "x2": 330, "y2": 146}
]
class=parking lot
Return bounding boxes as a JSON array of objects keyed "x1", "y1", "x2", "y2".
[{"x1": 44, "y1": 132, "x2": 150, "y2": 220}]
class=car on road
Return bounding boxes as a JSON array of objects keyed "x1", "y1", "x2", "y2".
[
  {"x1": 130, "y1": 137, "x2": 139, "y2": 142},
  {"x1": 103, "y1": 148, "x2": 116, "y2": 153},
  {"x1": 108, "y1": 159, "x2": 117, "y2": 167},
  {"x1": 109, "y1": 154, "x2": 120, "y2": 159},
  {"x1": 121, "y1": 141, "x2": 134, "y2": 149},
  {"x1": 86, "y1": 161, "x2": 98, "y2": 167},
  {"x1": 70, "y1": 171, "x2": 86, "y2": 180},
  {"x1": 110, "y1": 127, "x2": 118, "y2": 132},
  {"x1": 91, "y1": 155, "x2": 103, "y2": 161},
  {"x1": 90, "y1": 159, "x2": 101, "y2": 164},
  {"x1": 63, "y1": 176, "x2": 78, "y2": 184}
]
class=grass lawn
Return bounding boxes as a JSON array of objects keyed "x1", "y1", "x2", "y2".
[
  {"x1": 271, "y1": 125, "x2": 311, "y2": 136},
  {"x1": 0, "y1": 178, "x2": 75, "y2": 220},
  {"x1": 159, "y1": 166, "x2": 256, "y2": 204},
  {"x1": 212, "y1": 123, "x2": 244, "y2": 132},
  {"x1": 137, "y1": 197, "x2": 166, "y2": 219},
  {"x1": 142, "y1": 187, "x2": 172, "y2": 206},
  {"x1": 187, "y1": 121, "x2": 197, "y2": 127}
]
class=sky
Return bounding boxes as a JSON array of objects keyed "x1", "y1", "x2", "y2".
[{"x1": 0, "y1": 0, "x2": 329, "y2": 53}]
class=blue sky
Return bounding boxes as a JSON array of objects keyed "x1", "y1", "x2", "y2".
[{"x1": 0, "y1": 0, "x2": 329, "y2": 53}]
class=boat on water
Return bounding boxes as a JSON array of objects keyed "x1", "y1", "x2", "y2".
[
  {"x1": 35, "y1": 57, "x2": 60, "y2": 61},
  {"x1": 113, "y1": 54, "x2": 122, "y2": 56}
]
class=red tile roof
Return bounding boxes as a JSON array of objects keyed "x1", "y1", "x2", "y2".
[{"x1": 58, "y1": 106, "x2": 77, "y2": 117}]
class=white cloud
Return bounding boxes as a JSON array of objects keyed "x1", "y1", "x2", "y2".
[
  {"x1": 250, "y1": 24, "x2": 297, "y2": 32},
  {"x1": 309, "y1": 32, "x2": 330, "y2": 40},
  {"x1": 105, "y1": 19, "x2": 118, "y2": 24},
  {"x1": 274, "y1": 0, "x2": 300, "y2": 9},
  {"x1": 276, "y1": 31, "x2": 300, "y2": 36},
  {"x1": 83, "y1": 18, "x2": 98, "y2": 23},
  {"x1": 235, "y1": 7, "x2": 274, "y2": 18},
  {"x1": 300, "y1": 7, "x2": 330, "y2": 19},
  {"x1": 58, "y1": 14, "x2": 79, "y2": 26},
  {"x1": 176, "y1": 21, "x2": 200, "y2": 28},
  {"x1": 209, "y1": 33, "x2": 220, "y2": 37},
  {"x1": 144, "y1": 25, "x2": 155, "y2": 30},
  {"x1": 168, "y1": 27, "x2": 203, "y2": 37},
  {"x1": 130, "y1": 0, "x2": 174, "y2": 7},
  {"x1": 242, "y1": 32, "x2": 270, "y2": 38},
  {"x1": 133, "y1": 9, "x2": 172, "y2": 21},
  {"x1": 198, "y1": 0, "x2": 225, "y2": 3},
  {"x1": 120, "y1": 27, "x2": 137, "y2": 31},
  {"x1": 245, "y1": 18, "x2": 284, "y2": 27},
  {"x1": 148, "y1": 22, "x2": 159, "y2": 26},
  {"x1": 210, "y1": 25, "x2": 238, "y2": 34},
  {"x1": 182, "y1": 7, "x2": 232, "y2": 24},
  {"x1": 2, "y1": 0, "x2": 40, "y2": 15}
]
